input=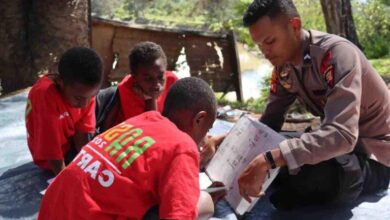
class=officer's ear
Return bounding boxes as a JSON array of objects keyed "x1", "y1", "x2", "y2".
[{"x1": 290, "y1": 17, "x2": 301, "y2": 32}]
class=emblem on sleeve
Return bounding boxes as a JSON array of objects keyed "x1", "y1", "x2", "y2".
[
  {"x1": 279, "y1": 66, "x2": 292, "y2": 89},
  {"x1": 270, "y1": 69, "x2": 278, "y2": 94},
  {"x1": 320, "y1": 51, "x2": 335, "y2": 88},
  {"x1": 281, "y1": 81, "x2": 292, "y2": 89}
]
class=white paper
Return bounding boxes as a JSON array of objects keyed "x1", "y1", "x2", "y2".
[
  {"x1": 208, "y1": 119, "x2": 234, "y2": 136},
  {"x1": 199, "y1": 172, "x2": 213, "y2": 190},
  {"x1": 39, "y1": 189, "x2": 47, "y2": 195},
  {"x1": 40, "y1": 177, "x2": 55, "y2": 195},
  {"x1": 206, "y1": 116, "x2": 285, "y2": 215}
]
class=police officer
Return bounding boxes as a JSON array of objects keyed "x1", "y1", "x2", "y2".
[{"x1": 238, "y1": 0, "x2": 390, "y2": 209}]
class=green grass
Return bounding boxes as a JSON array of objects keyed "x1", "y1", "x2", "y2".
[
  {"x1": 216, "y1": 97, "x2": 269, "y2": 114},
  {"x1": 142, "y1": 13, "x2": 207, "y2": 28},
  {"x1": 369, "y1": 56, "x2": 390, "y2": 77}
]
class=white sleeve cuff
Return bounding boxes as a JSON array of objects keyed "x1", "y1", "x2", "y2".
[{"x1": 279, "y1": 140, "x2": 301, "y2": 174}]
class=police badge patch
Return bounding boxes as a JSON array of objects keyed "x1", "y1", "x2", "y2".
[
  {"x1": 320, "y1": 51, "x2": 335, "y2": 88},
  {"x1": 281, "y1": 81, "x2": 292, "y2": 89},
  {"x1": 280, "y1": 66, "x2": 292, "y2": 90}
]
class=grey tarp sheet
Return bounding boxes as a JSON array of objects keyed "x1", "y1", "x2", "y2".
[{"x1": 0, "y1": 92, "x2": 53, "y2": 220}]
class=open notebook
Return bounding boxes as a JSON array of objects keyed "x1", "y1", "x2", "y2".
[{"x1": 201, "y1": 116, "x2": 285, "y2": 215}]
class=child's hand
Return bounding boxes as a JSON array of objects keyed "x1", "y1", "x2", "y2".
[
  {"x1": 208, "y1": 181, "x2": 227, "y2": 204},
  {"x1": 144, "y1": 98, "x2": 158, "y2": 111},
  {"x1": 199, "y1": 134, "x2": 226, "y2": 168},
  {"x1": 133, "y1": 84, "x2": 158, "y2": 111},
  {"x1": 132, "y1": 84, "x2": 153, "y2": 100}
]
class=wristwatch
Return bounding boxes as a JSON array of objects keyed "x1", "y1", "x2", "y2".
[{"x1": 264, "y1": 151, "x2": 276, "y2": 169}]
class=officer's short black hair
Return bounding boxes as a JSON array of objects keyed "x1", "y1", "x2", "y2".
[
  {"x1": 58, "y1": 47, "x2": 103, "y2": 86},
  {"x1": 163, "y1": 77, "x2": 217, "y2": 119},
  {"x1": 129, "y1": 41, "x2": 167, "y2": 74},
  {"x1": 243, "y1": 0, "x2": 299, "y2": 27}
]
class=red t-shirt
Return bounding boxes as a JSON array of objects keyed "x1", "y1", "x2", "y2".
[
  {"x1": 38, "y1": 111, "x2": 200, "y2": 220},
  {"x1": 25, "y1": 75, "x2": 96, "y2": 170},
  {"x1": 115, "y1": 71, "x2": 178, "y2": 124}
]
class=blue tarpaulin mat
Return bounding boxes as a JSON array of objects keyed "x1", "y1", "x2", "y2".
[{"x1": 0, "y1": 91, "x2": 389, "y2": 220}]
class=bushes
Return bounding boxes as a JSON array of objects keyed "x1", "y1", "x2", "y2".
[
  {"x1": 363, "y1": 35, "x2": 390, "y2": 59},
  {"x1": 232, "y1": 0, "x2": 390, "y2": 59},
  {"x1": 353, "y1": 0, "x2": 390, "y2": 59}
]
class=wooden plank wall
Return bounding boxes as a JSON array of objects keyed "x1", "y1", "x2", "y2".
[{"x1": 91, "y1": 17, "x2": 242, "y2": 101}]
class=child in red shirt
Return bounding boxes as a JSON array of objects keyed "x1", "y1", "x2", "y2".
[
  {"x1": 95, "y1": 41, "x2": 178, "y2": 134},
  {"x1": 38, "y1": 77, "x2": 222, "y2": 220},
  {"x1": 25, "y1": 47, "x2": 103, "y2": 175}
]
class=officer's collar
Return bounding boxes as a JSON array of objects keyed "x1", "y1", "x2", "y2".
[
  {"x1": 302, "y1": 30, "x2": 312, "y2": 68},
  {"x1": 291, "y1": 30, "x2": 312, "y2": 70}
]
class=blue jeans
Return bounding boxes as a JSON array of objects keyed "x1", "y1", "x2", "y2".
[{"x1": 211, "y1": 200, "x2": 238, "y2": 220}]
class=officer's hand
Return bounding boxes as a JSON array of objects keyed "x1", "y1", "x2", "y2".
[
  {"x1": 199, "y1": 134, "x2": 226, "y2": 168},
  {"x1": 237, "y1": 154, "x2": 268, "y2": 203}
]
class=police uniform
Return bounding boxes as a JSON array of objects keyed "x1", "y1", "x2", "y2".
[{"x1": 261, "y1": 30, "x2": 390, "y2": 206}]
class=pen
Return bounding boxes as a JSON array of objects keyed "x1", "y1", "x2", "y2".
[{"x1": 202, "y1": 186, "x2": 226, "y2": 193}]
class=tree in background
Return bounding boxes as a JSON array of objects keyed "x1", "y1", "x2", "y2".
[
  {"x1": 380, "y1": 0, "x2": 390, "y2": 5},
  {"x1": 295, "y1": 0, "x2": 326, "y2": 31},
  {"x1": 0, "y1": 0, "x2": 90, "y2": 95},
  {"x1": 0, "y1": 1, "x2": 32, "y2": 95},
  {"x1": 320, "y1": 0, "x2": 362, "y2": 48},
  {"x1": 91, "y1": 0, "x2": 123, "y2": 19}
]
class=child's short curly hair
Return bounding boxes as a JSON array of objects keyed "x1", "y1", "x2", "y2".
[
  {"x1": 58, "y1": 47, "x2": 103, "y2": 86},
  {"x1": 128, "y1": 41, "x2": 167, "y2": 74}
]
